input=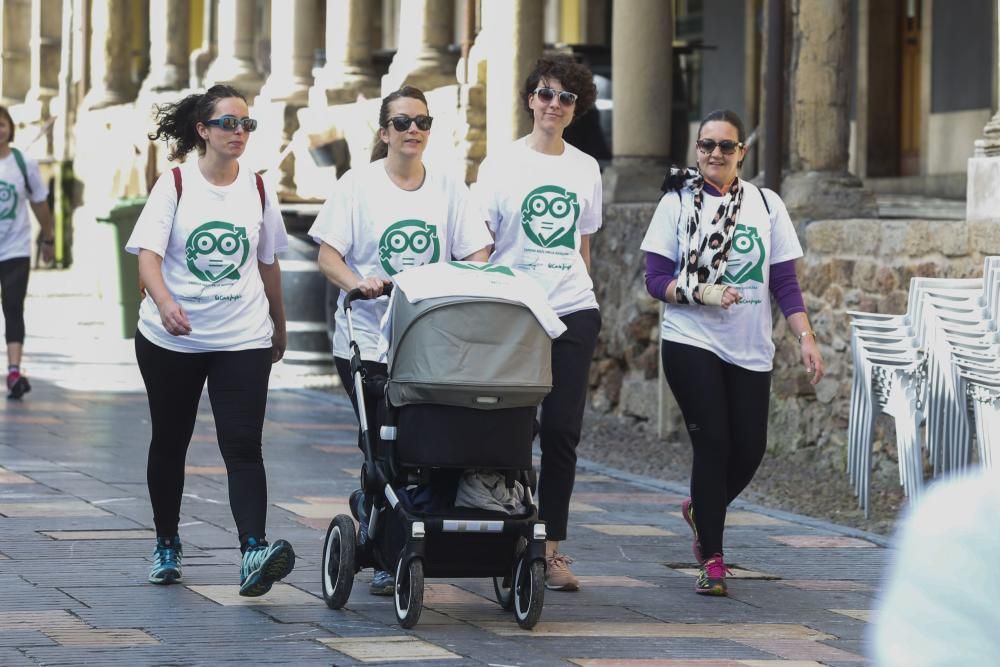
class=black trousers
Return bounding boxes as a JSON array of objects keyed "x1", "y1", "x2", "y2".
[
  {"x1": 661, "y1": 340, "x2": 771, "y2": 558},
  {"x1": 0, "y1": 257, "x2": 30, "y2": 344},
  {"x1": 136, "y1": 331, "x2": 273, "y2": 551},
  {"x1": 537, "y1": 308, "x2": 602, "y2": 542}
]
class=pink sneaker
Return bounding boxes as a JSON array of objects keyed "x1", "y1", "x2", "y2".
[
  {"x1": 6, "y1": 371, "x2": 30, "y2": 399},
  {"x1": 681, "y1": 498, "x2": 703, "y2": 564},
  {"x1": 695, "y1": 553, "x2": 731, "y2": 596}
]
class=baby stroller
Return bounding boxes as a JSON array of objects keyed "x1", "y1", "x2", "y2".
[{"x1": 321, "y1": 282, "x2": 553, "y2": 629}]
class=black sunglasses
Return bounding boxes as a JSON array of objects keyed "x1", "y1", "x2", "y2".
[
  {"x1": 387, "y1": 115, "x2": 434, "y2": 132},
  {"x1": 533, "y1": 87, "x2": 578, "y2": 107},
  {"x1": 203, "y1": 115, "x2": 258, "y2": 132},
  {"x1": 696, "y1": 139, "x2": 743, "y2": 155}
]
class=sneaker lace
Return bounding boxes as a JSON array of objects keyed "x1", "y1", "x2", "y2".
[
  {"x1": 547, "y1": 553, "x2": 575, "y2": 571},
  {"x1": 704, "y1": 555, "x2": 732, "y2": 579},
  {"x1": 154, "y1": 545, "x2": 179, "y2": 568}
]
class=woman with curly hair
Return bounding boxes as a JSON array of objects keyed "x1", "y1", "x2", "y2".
[
  {"x1": 127, "y1": 84, "x2": 295, "y2": 596},
  {"x1": 472, "y1": 56, "x2": 602, "y2": 592}
]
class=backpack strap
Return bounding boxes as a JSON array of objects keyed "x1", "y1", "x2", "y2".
[
  {"x1": 172, "y1": 166, "x2": 182, "y2": 203},
  {"x1": 171, "y1": 166, "x2": 265, "y2": 212},
  {"x1": 11, "y1": 147, "x2": 32, "y2": 197},
  {"x1": 255, "y1": 172, "x2": 265, "y2": 213},
  {"x1": 757, "y1": 184, "x2": 771, "y2": 215}
]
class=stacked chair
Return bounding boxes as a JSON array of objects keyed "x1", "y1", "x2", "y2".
[{"x1": 847, "y1": 256, "x2": 1000, "y2": 516}]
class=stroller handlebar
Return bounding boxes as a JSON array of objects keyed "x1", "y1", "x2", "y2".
[{"x1": 344, "y1": 283, "x2": 393, "y2": 311}]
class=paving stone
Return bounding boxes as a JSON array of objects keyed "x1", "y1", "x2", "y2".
[
  {"x1": 478, "y1": 622, "x2": 834, "y2": 640},
  {"x1": 188, "y1": 583, "x2": 319, "y2": 606},
  {"x1": 0, "y1": 500, "x2": 111, "y2": 517},
  {"x1": 732, "y1": 639, "x2": 865, "y2": 662},
  {"x1": 581, "y1": 524, "x2": 675, "y2": 536},
  {"x1": 318, "y1": 635, "x2": 463, "y2": 662},
  {"x1": 0, "y1": 467, "x2": 34, "y2": 484},
  {"x1": 770, "y1": 535, "x2": 878, "y2": 548},
  {"x1": 40, "y1": 529, "x2": 155, "y2": 540},
  {"x1": 828, "y1": 609, "x2": 872, "y2": 623},
  {"x1": 569, "y1": 661, "x2": 826, "y2": 666}
]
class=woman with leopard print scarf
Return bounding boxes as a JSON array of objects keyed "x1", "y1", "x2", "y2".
[{"x1": 640, "y1": 109, "x2": 825, "y2": 597}]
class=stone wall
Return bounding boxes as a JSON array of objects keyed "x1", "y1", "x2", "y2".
[{"x1": 589, "y1": 206, "x2": 1000, "y2": 467}]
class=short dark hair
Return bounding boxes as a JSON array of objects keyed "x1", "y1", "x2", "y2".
[
  {"x1": 521, "y1": 55, "x2": 597, "y2": 121},
  {"x1": 698, "y1": 109, "x2": 746, "y2": 143},
  {"x1": 0, "y1": 106, "x2": 15, "y2": 143},
  {"x1": 370, "y1": 85, "x2": 430, "y2": 162},
  {"x1": 148, "y1": 84, "x2": 248, "y2": 161}
]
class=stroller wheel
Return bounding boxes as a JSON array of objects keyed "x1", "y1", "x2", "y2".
[
  {"x1": 492, "y1": 574, "x2": 514, "y2": 611},
  {"x1": 513, "y1": 557, "x2": 545, "y2": 629},
  {"x1": 394, "y1": 555, "x2": 424, "y2": 629},
  {"x1": 321, "y1": 515, "x2": 356, "y2": 609}
]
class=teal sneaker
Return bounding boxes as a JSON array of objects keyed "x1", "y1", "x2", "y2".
[
  {"x1": 369, "y1": 569, "x2": 395, "y2": 596},
  {"x1": 149, "y1": 536, "x2": 183, "y2": 585},
  {"x1": 239, "y1": 537, "x2": 295, "y2": 597}
]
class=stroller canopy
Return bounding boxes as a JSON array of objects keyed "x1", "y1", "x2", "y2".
[{"x1": 387, "y1": 294, "x2": 553, "y2": 410}]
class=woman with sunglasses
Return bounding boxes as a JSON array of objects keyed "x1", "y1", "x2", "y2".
[
  {"x1": 0, "y1": 105, "x2": 56, "y2": 399},
  {"x1": 310, "y1": 85, "x2": 492, "y2": 596},
  {"x1": 471, "y1": 56, "x2": 602, "y2": 592},
  {"x1": 127, "y1": 84, "x2": 295, "y2": 596},
  {"x1": 641, "y1": 109, "x2": 824, "y2": 596}
]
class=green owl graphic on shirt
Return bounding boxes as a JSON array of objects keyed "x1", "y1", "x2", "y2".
[
  {"x1": 0, "y1": 181, "x2": 18, "y2": 221},
  {"x1": 723, "y1": 223, "x2": 767, "y2": 285},
  {"x1": 185, "y1": 221, "x2": 250, "y2": 283},
  {"x1": 520, "y1": 185, "x2": 580, "y2": 250},
  {"x1": 378, "y1": 219, "x2": 441, "y2": 276}
]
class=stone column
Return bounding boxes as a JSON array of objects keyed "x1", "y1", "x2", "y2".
[
  {"x1": 83, "y1": 0, "x2": 136, "y2": 109},
  {"x1": 482, "y1": 0, "x2": 544, "y2": 154},
  {"x1": 204, "y1": 0, "x2": 263, "y2": 98},
  {"x1": 190, "y1": 0, "x2": 215, "y2": 88},
  {"x1": 20, "y1": 0, "x2": 61, "y2": 119},
  {"x1": 260, "y1": 0, "x2": 318, "y2": 105},
  {"x1": 382, "y1": 0, "x2": 458, "y2": 93},
  {"x1": 781, "y1": 0, "x2": 876, "y2": 220},
  {"x1": 310, "y1": 0, "x2": 379, "y2": 106},
  {"x1": 0, "y1": 0, "x2": 32, "y2": 105},
  {"x1": 602, "y1": 0, "x2": 672, "y2": 203},
  {"x1": 967, "y1": 0, "x2": 1000, "y2": 220},
  {"x1": 140, "y1": 0, "x2": 190, "y2": 94}
]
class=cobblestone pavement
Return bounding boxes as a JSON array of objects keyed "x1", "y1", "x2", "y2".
[{"x1": 0, "y1": 270, "x2": 888, "y2": 666}]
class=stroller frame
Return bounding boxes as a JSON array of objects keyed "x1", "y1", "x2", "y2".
[{"x1": 321, "y1": 286, "x2": 548, "y2": 629}]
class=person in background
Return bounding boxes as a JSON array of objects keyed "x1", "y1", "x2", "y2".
[
  {"x1": 871, "y1": 468, "x2": 1000, "y2": 665},
  {"x1": 641, "y1": 108, "x2": 824, "y2": 596},
  {"x1": 127, "y1": 84, "x2": 295, "y2": 597},
  {"x1": 472, "y1": 56, "x2": 603, "y2": 592},
  {"x1": 0, "y1": 106, "x2": 56, "y2": 399},
  {"x1": 310, "y1": 85, "x2": 492, "y2": 596}
]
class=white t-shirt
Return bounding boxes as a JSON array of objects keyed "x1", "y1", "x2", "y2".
[
  {"x1": 0, "y1": 149, "x2": 49, "y2": 262},
  {"x1": 309, "y1": 159, "x2": 493, "y2": 361},
  {"x1": 640, "y1": 181, "x2": 802, "y2": 371},
  {"x1": 125, "y1": 160, "x2": 289, "y2": 352},
  {"x1": 472, "y1": 137, "x2": 602, "y2": 317}
]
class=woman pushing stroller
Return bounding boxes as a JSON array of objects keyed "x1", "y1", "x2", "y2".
[{"x1": 310, "y1": 85, "x2": 492, "y2": 594}]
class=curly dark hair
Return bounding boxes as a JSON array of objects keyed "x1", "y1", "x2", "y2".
[
  {"x1": 521, "y1": 55, "x2": 597, "y2": 122},
  {"x1": 148, "y1": 84, "x2": 247, "y2": 161}
]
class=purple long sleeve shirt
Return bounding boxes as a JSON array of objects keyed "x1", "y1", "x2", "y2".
[{"x1": 644, "y1": 252, "x2": 805, "y2": 317}]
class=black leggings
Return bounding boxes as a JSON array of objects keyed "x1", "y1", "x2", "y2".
[
  {"x1": 0, "y1": 257, "x2": 30, "y2": 344},
  {"x1": 136, "y1": 331, "x2": 273, "y2": 551},
  {"x1": 661, "y1": 340, "x2": 771, "y2": 558},
  {"x1": 334, "y1": 356, "x2": 387, "y2": 452},
  {"x1": 537, "y1": 308, "x2": 602, "y2": 542}
]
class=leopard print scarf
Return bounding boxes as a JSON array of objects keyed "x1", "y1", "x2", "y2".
[{"x1": 662, "y1": 167, "x2": 743, "y2": 305}]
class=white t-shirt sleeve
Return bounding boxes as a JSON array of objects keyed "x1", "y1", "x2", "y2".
[
  {"x1": 309, "y1": 171, "x2": 354, "y2": 256},
  {"x1": 448, "y1": 177, "x2": 493, "y2": 260},
  {"x1": 258, "y1": 180, "x2": 288, "y2": 263},
  {"x1": 579, "y1": 158, "x2": 603, "y2": 235},
  {"x1": 25, "y1": 156, "x2": 49, "y2": 203},
  {"x1": 640, "y1": 192, "x2": 681, "y2": 261},
  {"x1": 763, "y1": 189, "x2": 803, "y2": 265},
  {"x1": 471, "y1": 156, "x2": 501, "y2": 235},
  {"x1": 125, "y1": 170, "x2": 177, "y2": 257}
]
